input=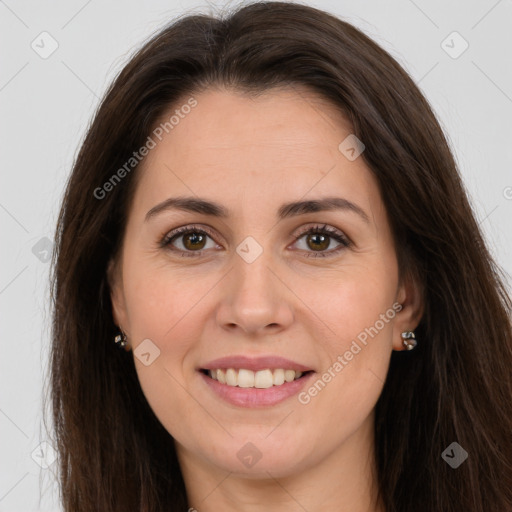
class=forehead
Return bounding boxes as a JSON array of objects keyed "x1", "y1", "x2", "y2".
[{"x1": 132, "y1": 87, "x2": 381, "y2": 222}]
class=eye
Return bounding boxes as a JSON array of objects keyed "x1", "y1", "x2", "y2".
[
  {"x1": 160, "y1": 223, "x2": 351, "y2": 258},
  {"x1": 291, "y1": 224, "x2": 351, "y2": 257},
  {"x1": 160, "y1": 225, "x2": 219, "y2": 257}
]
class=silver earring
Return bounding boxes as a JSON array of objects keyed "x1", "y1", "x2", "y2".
[
  {"x1": 401, "y1": 331, "x2": 417, "y2": 350},
  {"x1": 114, "y1": 330, "x2": 128, "y2": 349}
]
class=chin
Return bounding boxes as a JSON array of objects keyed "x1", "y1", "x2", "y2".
[
  {"x1": 213, "y1": 453, "x2": 308, "y2": 479},
  {"x1": 197, "y1": 433, "x2": 313, "y2": 478}
]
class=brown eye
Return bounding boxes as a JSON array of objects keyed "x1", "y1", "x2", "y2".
[
  {"x1": 292, "y1": 224, "x2": 351, "y2": 257},
  {"x1": 161, "y1": 223, "x2": 350, "y2": 258},
  {"x1": 161, "y1": 226, "x2": 218, "y2": 256},
  {"x1": 305, "y1": 232, "x2": 330, "y2": 251},
  {"x1": 181, "y1": 232, "x2": 207, "y2": 250}
]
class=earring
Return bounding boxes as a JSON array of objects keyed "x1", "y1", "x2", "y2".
[
  {"x1": 401, "y1": 331, "x2": 417, "y2": 350},
  {"x1": 114, "y1": 329, "x2": 130, "y2": 351}
]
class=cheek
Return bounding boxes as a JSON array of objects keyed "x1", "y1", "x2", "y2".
[
  {"x1": 122, "y1": 264, "x2": 210, "y2": 436},
  {"x1": 297, "y1": 262, "x2": 397, "y2": 412},
  {"x1": 299, "y1": 258, "x2": 398, "y2": 346},
  {"x1": 123, "y1": 257, "x2": 211, "y2": 343},
  {"x1": 120, "y1": 256, "x2": 203, "y2": 374}
]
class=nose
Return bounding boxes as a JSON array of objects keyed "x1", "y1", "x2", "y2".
[{"x1": 215, "y1": 247, "x2": 294, "y2": 336}]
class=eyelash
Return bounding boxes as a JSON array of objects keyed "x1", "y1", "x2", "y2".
[{"x1": 160, "y1": 223, "x2": 351, "y2": 258}]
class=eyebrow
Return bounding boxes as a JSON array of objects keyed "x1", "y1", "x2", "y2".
[{"x1": 145, "y1": 196, "x2": 370, "y2": 224}]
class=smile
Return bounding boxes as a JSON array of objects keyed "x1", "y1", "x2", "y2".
[
  {"x1": 199, "y1": 367, "x2": 315, "y2": 407},
  {"x1": 202, "y1": 368, "x2": 311, "y2": 388}
]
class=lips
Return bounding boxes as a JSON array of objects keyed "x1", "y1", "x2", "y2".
[
  {"x1": 197, "y1": 355, "x2": 315, "y2": 406},
  {"x1": 199, "y1": 367, "x2": 315, "y2": 407},
  {"x1": 199, "y1": 355, "x2": 314, "y2": 373}
]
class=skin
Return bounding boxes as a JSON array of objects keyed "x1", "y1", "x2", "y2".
[{"x1": 109, "y1": 86, "x2": 423, "y2": 512}]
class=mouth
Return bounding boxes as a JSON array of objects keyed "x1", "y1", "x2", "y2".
[
  {"x1": 198, "y1": 355, "x2": 316, "y2": 407},
  {"x1": 199, "y1": 368, "x2": 314, "y2": 389}
]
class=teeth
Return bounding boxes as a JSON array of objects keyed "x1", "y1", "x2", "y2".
[
  {"x1": 284, "y1": 369, "x2": 296, "y2": 382},
  {"x1": 273, "y1": 368, "x2": 285, "y2": 386},
  {"x1": 206, "y1": 368, "x2": 305, "y2": 388},
  {"x1": 254, "y1": 369, "x2": 273, "y2": 389},
  {"x1": 238, "y1": 369, "x2": 255, "y2": 388},
  {"x1": 216, "y1": 368, "x2": 226, "y2": 384},
  {"x1": 226, "y1": 368, "x2": 237, "y2": 386}
]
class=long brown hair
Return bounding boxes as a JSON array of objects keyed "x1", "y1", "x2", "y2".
[{"x1": 46, "y1": 2, "x2": 512, "y2": 510}]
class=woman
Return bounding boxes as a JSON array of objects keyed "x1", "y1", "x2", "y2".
[{"x1": 47, "y1": 1, "x2": 512, "y2": 510}]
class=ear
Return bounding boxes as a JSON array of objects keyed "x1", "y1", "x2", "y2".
[
  {"x1": 392, "y1": 270, "x2": 424, "y2": 351},
  {"x1": 107, "y1": 257, "x2": 129, "y2": 332}
]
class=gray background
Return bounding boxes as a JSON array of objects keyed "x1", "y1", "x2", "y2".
[{"x1": 1, "y1": 0, "x2": 511, "y2": 510}]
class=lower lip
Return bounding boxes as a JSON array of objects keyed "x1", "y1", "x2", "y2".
[{"x1": 199, "y1": 371, "x2": 315, "y2": 407}]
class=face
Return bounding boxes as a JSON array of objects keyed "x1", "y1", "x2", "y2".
[{"x1": 109, "y1": 86, "x2": 421, "y2": 480}]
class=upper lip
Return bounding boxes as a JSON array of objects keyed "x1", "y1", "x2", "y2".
[{"x1": 200, "y1": 355, "x2": 314, "y2": 372}]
